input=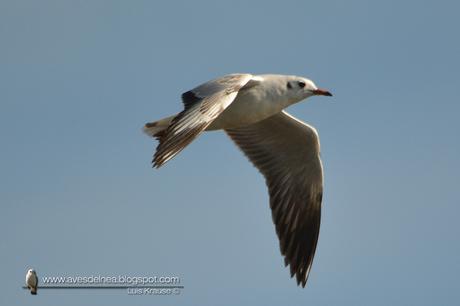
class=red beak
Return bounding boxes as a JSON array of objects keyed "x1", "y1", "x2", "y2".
[{"x1": 312, "y1": 89, "x2": 333, "y2": 96}]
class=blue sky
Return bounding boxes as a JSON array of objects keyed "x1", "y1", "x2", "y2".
[{"x1": 1, "y1": 0, "x2": 459, "y2": 305}]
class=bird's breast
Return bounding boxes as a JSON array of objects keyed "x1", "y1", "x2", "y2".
[{"x1": 207, "y1": 89, "x2": 287, "y2": 130}]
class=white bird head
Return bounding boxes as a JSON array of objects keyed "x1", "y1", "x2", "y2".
[
  {"x1": 284, "y1": 75, "x2": 332, "y2": 103},
  {"x1": 27, "y1": 269, "x2": 36, "y2": 275}
]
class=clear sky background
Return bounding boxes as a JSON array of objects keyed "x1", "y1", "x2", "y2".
[{"x1": 1, "y1": 0, "x2": 459, "y2": 305}]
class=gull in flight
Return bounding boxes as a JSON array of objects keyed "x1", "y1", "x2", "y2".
[
  {"x1": 26, "y1": 269, "x2": 38, "y2": 295},
  {"x1": 143, "y1": 73, "x2": 332, "y2": 287}
]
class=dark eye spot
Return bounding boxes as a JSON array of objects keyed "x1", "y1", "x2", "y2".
[
  {"x1": 287, "y1": 82, "x2": 292, "y2": 89},
  {"x1": 298, "y1": 81, "x2": 306, "y2": 88}
]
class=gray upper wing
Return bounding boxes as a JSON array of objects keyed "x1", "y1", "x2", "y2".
[
  {"x1": 154, "y1": 74, "x2": 256, "y2": 167},
  {"x1": 225, "y1": 111, "x2": 323, "y2": 287}
]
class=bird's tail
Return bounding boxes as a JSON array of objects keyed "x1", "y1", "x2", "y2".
[
  {"x1": 143, "y1": 115, "x2": 175, "y2": 140},
  {"x1": 30, "y1": 287, "x2": 37, "y2": 295}
]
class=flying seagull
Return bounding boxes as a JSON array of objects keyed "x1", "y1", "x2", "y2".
[
  {"x1": 26, "y1": 269, "x2": 38, "y2": 295},
  {"x1": 143, "y1": 73, "x2": 332, "y2": 287}
]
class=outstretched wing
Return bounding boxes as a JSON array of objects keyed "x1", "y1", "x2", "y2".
[
  {"x1": 226, "y1": 111, "x2": 323, "y2": 287},
  {"x1": 153, "y1": 74, "x2": 257, "y2": 167}
]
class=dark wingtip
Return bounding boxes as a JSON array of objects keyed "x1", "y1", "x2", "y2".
[
  {"x1": 152, "y1": 159, "x2": 163, "y2": 169},
  {"x1": 181, "y1": 90, "x2": 201, "y2": 108},
  {"x1": 145, "y1": 122, "x2": 158, "y2": 128}
]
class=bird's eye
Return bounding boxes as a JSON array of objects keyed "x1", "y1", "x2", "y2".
[
  {"x1": 287, "y1": 82, "x2": 292, "y2": 89},
  {"x1": 298, "y1": 81, "x2": 306, "y2": 88}
]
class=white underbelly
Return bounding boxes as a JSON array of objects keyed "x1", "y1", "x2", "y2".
[{"x1": 206, "y1": 91, "x2": 286, "y2": 130}]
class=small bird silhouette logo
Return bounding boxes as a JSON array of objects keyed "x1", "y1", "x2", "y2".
[{"x1": 26, "y1": 269, "x2": 38, "y2": 295}]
